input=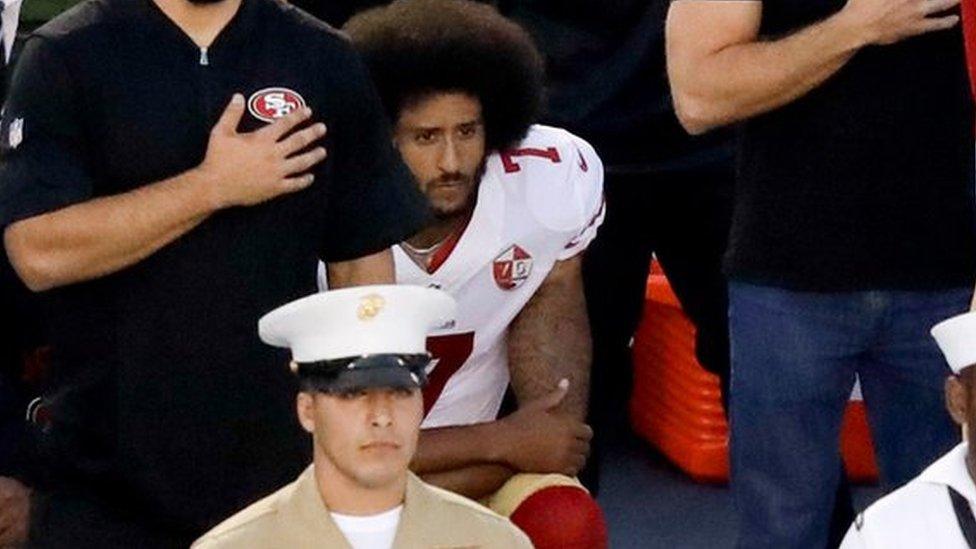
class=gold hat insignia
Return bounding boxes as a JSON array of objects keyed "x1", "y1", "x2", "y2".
[{"x1": 357, "y1": 294, "x2": 386, "y2": 321}]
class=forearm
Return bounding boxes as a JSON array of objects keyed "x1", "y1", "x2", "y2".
[
  {"x1": 411, "y1": 421, "x2": 509, "y2": 474},
  {"x1": 419, "y1": 463, "x2": 514, "y2": 500},
  {"x1": 667, "y1": 2, "x2": 867, "y2": 134},
  {"x1": 326, "y1": 248, "x2": 395, "y2": 288},
  {"x1": 3, "y1": 169, "x2": 217, "y2": 292},
  {"x1": 507, "y1": 257, "x2": 591, "y2": 419}
]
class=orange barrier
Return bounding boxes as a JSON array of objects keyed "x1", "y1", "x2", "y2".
[{"x1": 629, "y1": 265, "x2": 879, "y2": 484}]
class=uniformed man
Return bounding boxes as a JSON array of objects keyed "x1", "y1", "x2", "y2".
[
  {"x1": 840, "y1": 310, "x2": 976, "y2": 548},
  {"x1": 193, "y1": 284, "x2": 532, "y2": 549}
]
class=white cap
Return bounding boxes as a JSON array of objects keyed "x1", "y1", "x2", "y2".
[
  {"x1": 258, "y1": 285, "x2": 456, "y2": 363},
  {"x1": 931, "y1": 311, "x2": 976, "y2": 374}
]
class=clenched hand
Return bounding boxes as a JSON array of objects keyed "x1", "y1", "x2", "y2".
[{"x1": 500, "y1": 379, "x2": 593, "y2": 476}]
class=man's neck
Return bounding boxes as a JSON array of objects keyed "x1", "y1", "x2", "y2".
[
  {"x1": 314, "y1": 461, "x2": 406, "y2": 516},
  {"x1": 406, "y1": 211, "x2": 471, "y2": 250},
  {"x1": 152, "y1": 0, "x2": 242, "y2": 47}
]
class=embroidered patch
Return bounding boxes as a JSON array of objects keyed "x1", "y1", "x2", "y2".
[{"x1": 492, "y1": 244, "x2": 533, "y2": 290}]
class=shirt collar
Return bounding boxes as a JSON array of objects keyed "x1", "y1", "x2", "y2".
[
  {"x1": 288, "y1": 467, "x2": 474, "y2": 547},
  {"x1": 289, "y1": 465, "x2": 420, "y2": 547},
  {"x1": 131, "y1": 0, "x2": 261, "y2": 62},
  {"x1": 918, "y1": 442, "x2": 976, "y2": 503},
  {"x1": 206, "y1": 0, "x2": 260, "y2": 60}
]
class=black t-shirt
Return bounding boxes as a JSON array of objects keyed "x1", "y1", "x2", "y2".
[
  {"x1": 724, "y1": 0, "x2": 976, "y2": 290},
  {"x1": 0, "y1": 0, "x2": 427, "y2": 538}
]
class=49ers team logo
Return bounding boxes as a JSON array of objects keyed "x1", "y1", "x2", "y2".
[
  {"x1": 247, "y1": 87, "x2": 307, "y2": 123},
  {"x1": 493, "y1": 245, "x2": 533, "y2": 290}
]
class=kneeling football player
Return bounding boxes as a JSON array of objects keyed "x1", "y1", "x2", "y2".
[{"x1": 325, "y1": 2, "x2": 609, "y2": 547}]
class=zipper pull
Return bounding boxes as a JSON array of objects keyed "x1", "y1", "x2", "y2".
[{"x1": 199, "y1": 47, "x2": 209, "y2": 66}]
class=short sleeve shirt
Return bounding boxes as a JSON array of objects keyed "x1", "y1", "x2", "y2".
[{"x1": 0, "y1": 0, "x2": 427, "y2": 537}]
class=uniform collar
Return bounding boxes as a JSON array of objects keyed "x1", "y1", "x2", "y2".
[
  {"x1": 918, "y1": 442, "x2": 976, "y2": 504},
  {"x1": 287, "y1": 465, "x2": 434, "y2": 547},
  {"x1": 287, "y1": 466, "x2": 483, "y2": 547},
  {"x1": 392, "y1": 472, "x2": 441, "y2": 546},
  {"x1": 131, "y1": 0, "x2": 261, "y2": 62},
  {"x1": 395, "y1": 473, "x2": 505, "y2": 547},
  {"x1": 285, "y1": 466, "x2": 353, "y2": 548},
  {"x1": 203, "y1": 0, "x2": 260, "y2": 59}
]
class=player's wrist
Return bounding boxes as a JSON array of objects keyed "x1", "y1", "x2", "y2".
[{"x1": 483, "y1": 419, "x2": 518, "y2": 467}]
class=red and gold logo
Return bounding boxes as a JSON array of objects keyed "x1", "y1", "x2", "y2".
[
  {"x1": 492, "y1": 245, "x2": 533, "y2": 290},
  {"x1": 247, "y1": 87, "x2": 306, "y2": 123}
]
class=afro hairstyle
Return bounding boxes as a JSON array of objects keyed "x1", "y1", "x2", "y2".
[{"x1": 343, "y1": 0, "x2": 545, "y2": 152}]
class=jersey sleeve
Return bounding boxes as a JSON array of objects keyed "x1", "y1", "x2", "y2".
[
  {"x1": 556, "y1": 133, "x2": 605, "y2": 261},
  {"x1": 0, "y1": 37, "x2": 95, "y2": 229},
  {"x1": 317, "y1": 40, "x2": 429, "y2": 262},
  {"x1": 501, "y1": 127, "x2": 605, "y2": 261}
]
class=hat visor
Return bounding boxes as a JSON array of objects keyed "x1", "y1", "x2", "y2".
[{"x1": 301, "y1": 354, "x2": 430, "y2": 393}]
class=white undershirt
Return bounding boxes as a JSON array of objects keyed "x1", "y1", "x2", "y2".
[{"x1": 330, "y1": 506, "x2": 402, "y2": 549}]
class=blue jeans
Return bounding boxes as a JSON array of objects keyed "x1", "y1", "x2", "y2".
[{"x1": 728, "y1": 282, "x2": 967, "y2": 549}]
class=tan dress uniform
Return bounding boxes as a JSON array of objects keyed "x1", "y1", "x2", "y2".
[{"x1": 193, "y1": 466, "x2": 533, "y2": 549}]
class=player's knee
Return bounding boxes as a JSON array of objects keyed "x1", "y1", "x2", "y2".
[{"x1": 509, "y1": 485, "x2": 608, "y2": 549}]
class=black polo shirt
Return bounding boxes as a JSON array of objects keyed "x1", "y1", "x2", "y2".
[
  {"x1": 0, "y1": 0, "x2": 427, "y2": 540},
  {"x1": 723, "y1": 0, "x2": 976, "y2": 290}
]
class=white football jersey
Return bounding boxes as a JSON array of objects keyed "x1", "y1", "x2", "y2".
[{"x1": 319, "y1": 125, "x2": 604, "y2": 429}]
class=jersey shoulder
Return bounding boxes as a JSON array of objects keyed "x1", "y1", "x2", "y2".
[
  {"x1": 491, "y1": 124, "x2": 601, "y2": 184},
  {"x1": 487, "y1": 124, "x2": 604, "y2": 235},
  {"x1": 518, "y1": 124, "x2": 587, "y2": 150}
]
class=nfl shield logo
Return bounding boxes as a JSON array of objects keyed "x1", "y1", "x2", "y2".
[
  {"x1": 493, "y1": 245, "x2": 533, "y2": 290},
  {"x1": 8, "y1": 118, "x2": 23, "y2": 149}
]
